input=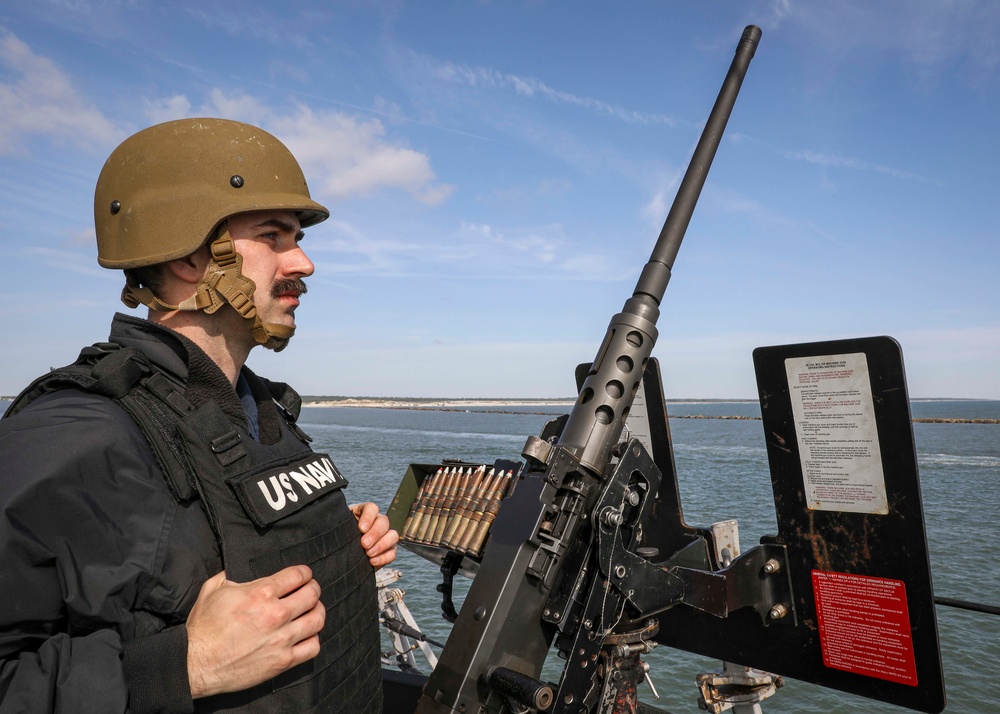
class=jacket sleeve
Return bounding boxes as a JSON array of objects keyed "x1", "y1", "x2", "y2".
[
  {"x1": 0, "y1": 392, "x2": 198, "y2": 714},
  {"x1": 122, "y1": 626, "x2": 193, "y2": 714},
  {"x1": 0, "y1": 631, "x2": 129, "y2": 713},
  {"x1": 0, "y1": 628, "x2": 193, "y2": 714}
]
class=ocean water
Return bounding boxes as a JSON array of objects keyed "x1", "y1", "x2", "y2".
[
  {"x1": 1, "y1": 396, "x2": 992, "y2": 711},
  {"x1": 299, "y1": 400, "x2": 1000, "y2": 714}
]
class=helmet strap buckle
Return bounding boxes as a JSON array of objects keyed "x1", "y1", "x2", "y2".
[{"x1": 121, "y1": 228, "x2": 297, "y2": 351}]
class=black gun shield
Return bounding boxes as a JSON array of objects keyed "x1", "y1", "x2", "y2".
[{"x1": 653, "y1": 336, "x2": 945, "y2": 713}]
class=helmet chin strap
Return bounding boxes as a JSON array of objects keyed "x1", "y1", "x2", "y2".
[{"x1": 120, "y1": 228, "x2": 295, "y2": 352}]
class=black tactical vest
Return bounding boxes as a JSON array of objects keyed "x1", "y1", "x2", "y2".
[{"x1": 5, "y1": 343, "x2": 383, "y2": 713}]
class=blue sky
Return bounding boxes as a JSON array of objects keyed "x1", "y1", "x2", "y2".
[{"x1": 1, "y1": 1, "x2": 998, "y2": 399}]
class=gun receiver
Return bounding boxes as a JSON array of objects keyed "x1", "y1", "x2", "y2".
[{"x1": 415, "y1": 25, "x2": 762, "y2": 714}]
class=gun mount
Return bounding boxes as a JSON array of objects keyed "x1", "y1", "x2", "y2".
[{"x1": 386, "y1": 23, "x2": 946, "y2": 714}]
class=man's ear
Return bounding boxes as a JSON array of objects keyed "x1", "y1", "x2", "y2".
[{"x1": 164, "y1": 244, "x2": 212, "y2": 285}]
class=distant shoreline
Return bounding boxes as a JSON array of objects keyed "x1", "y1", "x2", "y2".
[
  {"x1": 2, "y1": 396, "x2": 995, "y2": 408},
  {"x1": 294, "y1": 397, "x2": 1000, "y2": 423},
  {"x1": 296, "y1": 396, "x2": 994, "y2": 409},
  {"x1": 298, "y1": 397, "x2": 755, "y2": 409},
  {"x1": 301, "y1": 398, "x2": 572, "y2": 412},
  {"x1": 2, "y1": 397, "x2": 996, "y2": 422}
]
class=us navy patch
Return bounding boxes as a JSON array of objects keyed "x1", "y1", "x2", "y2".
[{"x1": 229, "y1": 452, "x2": 349, "y2": 527}]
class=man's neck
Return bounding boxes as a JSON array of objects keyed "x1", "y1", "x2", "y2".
[{"x1": 147, "y1": 310, "x2": 254, "y2": 386}]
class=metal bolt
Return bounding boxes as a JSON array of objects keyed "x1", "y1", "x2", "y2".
[
  {"x1": 769, "y1": 603, "x2": 788, "y2": 620},
  {"x1": 762, "y1": 558, "x2": 782, "y2": 575},
  {"x1": 230, "y1": 174, "x2": 245, "y2": 188},
  {"x1": 625, "y1": 490, "x2": 640, "y2": 506},
  {"x1": 601, "y1": 508, "x2": 624, "y2": 527},
  {"x1": 109, "y1": 200, "x2": 121, "y2": 215}
]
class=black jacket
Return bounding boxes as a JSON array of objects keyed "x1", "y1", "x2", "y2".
[{"x1": 0, "y1": 314, "x2": 350, "y2": 713}]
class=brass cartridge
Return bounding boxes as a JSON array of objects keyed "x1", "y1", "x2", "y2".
[
  {"x1": 423, "y1": 466, "x2": 462, "y2": 545},
  {"x1": 431, "y1": 466, "x2": 466, "y2": 546},
  {"x1": 434, "y1": 466, "x2": 468, "y2": 547},
  {"x1": 453, "y1": 467, "x2": 496, "y2": 553},
  {"x1": 402, "y1": 466, "x2": 442, "y2": 541},
  {"x1": 414, "y1": 466, "x2": 452, "y2": 543},
  {"x1": 441, "y1": 464, "x2": 487, "y2": 549},
  {"x1": 468, "y1": 470, "x2": 513, "y2": 556}
]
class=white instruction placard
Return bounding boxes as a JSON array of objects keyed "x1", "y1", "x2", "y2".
[{"x1": 784, "y1": 353, "x2": 888, "y2": 515}]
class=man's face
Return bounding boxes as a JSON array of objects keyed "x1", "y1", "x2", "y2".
[{"x1": 227, "y1": 210, "x2": 315, "y2": 337}]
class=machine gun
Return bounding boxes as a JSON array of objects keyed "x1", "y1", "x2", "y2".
[{"x1": 390, "y1": 24, "x2": 946, "y2": 714}]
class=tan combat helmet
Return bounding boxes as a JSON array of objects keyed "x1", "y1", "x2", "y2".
[{"x1": 94, "y1": 117, "x2": 329, "y2": 351}]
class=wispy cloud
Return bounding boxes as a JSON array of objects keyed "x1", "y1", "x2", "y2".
[
  {"x1": 703, "y1": 184, "x2": 851, "y2": 250},
  {"x1": 455, "y1": 221, "x2": 630, "y2": 281},
  {"x1": 277, "y1": 105, "x2": 454, "y2": 206},
  {"x1": 143, "y1": 89, "x2": 454, "y2": 206},
  {"x1": 780, "y1": 148, "x2": 941, "y2": 184},
  {"x1": 764, "y1": 0, "x2": 1000, "y2": 78},
  {"x1": 23, "y1": 246, "x2": 115, "y2": 279},
  {"x1": 728, "y1": 131, "x2": 940, "y2": 185},
  {"x1": 640, "y1": 169, "x2": 684, "y2": 233},
  {"x1": 308, "y1": 219, "x2": 427, "y2": 275},
  {"x1": 434, "y1": 61, "x2": 678, "y2": 126},
  {"x1": 306, "y1": 216, "x2": 626, "y2": 282},
  {"x1": 460, "y1": 221, "x2": 559, "y2": 263},
  {"x1": 182, "y1": 5, "x2": 314, "y2": 52},
  {"x1": 0, "y1": 29, "x2": 121, "y2": 155}
]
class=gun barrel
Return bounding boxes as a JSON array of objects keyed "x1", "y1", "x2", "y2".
[
  {"x1": 642, "y1": 24, "x2": 761, "y2": 300},
  {"x1": 558, "y1": 25, "x2": 761, "y2": 474}
]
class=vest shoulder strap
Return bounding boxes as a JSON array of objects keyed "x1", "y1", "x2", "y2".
[
  {"x1": 259, "y1": 377, "x2": 302, "y2": 420},
  {"x1": 258, "y1": 377, "x2": 312, "y2": 443},
  {"x1": 4, "y1": 342, "x2": 199, "y2": 501},
  {"x1": 4, "y1": 343, "x2": 151, "y2": 417}
]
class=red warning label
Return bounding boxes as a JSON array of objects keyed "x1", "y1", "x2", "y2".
[{"x1": 812, "y1": 570, "x2": 918, "y2": 686}]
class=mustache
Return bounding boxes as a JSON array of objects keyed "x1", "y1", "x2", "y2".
[{"x1": 271, "y1": 278, "x2": 308, "y2": 298}]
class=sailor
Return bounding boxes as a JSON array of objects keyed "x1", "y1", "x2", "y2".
[{"x1": 0, "y1": 118, "x2": 398, "y2": 712}]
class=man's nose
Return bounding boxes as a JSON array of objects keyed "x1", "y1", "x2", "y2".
[{"x1": 285, "y1": 245, "x2": 315, "y2": 278}]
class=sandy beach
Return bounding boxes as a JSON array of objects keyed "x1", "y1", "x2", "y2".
[{"x1": 301, "y1": 397, "x2": 575, "y2": 409}]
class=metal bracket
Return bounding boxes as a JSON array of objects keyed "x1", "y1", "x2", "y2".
[{"x1": 696, "y1": 665, "x2": 784, "y2": 714}]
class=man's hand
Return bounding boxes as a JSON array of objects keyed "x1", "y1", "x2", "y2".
[
  {"x1": 186, "y1": 565, "x2": 325, "y2": 699},
  {"x1": 350, "y1": 502, "x2": 399, "y2": 569}
]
